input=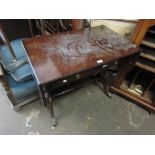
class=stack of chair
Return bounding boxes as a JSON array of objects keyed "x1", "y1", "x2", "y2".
[{"x1": 0, "y1": 21, "x2": 38, "y2": 111}]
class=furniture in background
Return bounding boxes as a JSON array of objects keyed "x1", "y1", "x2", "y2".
[
  {"x1": 28, "y1": 19, "x2": 79, "y2": 36},
  {"x1": 22, "y1": 25, "x2": 139, "y2": 126},
  {"x1": 110, "y1": 19, "x2": 155, "y2": 113},
  {"x1": 72, "y1": 19, "x2": 85, "y2": 31},
  {"x1": 0, "y1": 21, "x2": 38, "y2": 111},
  {"x1": 28, "y1": 19, "x2": 88, "y2": 36}
]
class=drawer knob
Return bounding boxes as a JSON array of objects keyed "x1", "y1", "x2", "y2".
[
  {"x1": 103, "y1": 64, "x2": 107, "y2": 68},
  {"x1": 63, "y1": 79, "x2": 67, "y2": 83}
]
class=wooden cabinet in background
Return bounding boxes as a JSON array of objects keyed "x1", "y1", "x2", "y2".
[{"x1": 111, "y1": 19, "x2": 155, "y2": 113}]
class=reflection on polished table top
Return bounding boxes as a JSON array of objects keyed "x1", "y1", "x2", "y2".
[{"x1": 22, "y1": 25, "x2": 139, "y2": 85}]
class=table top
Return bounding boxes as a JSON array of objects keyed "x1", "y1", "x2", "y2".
[{"x1": 22, "y1": 25, "x2": 139, "y2": 85}]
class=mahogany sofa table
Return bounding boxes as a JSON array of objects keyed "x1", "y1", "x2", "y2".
[{"x1": 22, "y1": 26, "x2": 139, "y2": 126}]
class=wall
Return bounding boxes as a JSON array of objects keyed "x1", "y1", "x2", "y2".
[{"x1": 90, "y1": 19, "x2": 138, "y2": 39}]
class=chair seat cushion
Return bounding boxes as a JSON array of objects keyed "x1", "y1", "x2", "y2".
[
  {"x1": 0, "y1": 38, "x2": 27, "y2": 69},
  {"x1": 6, "y1": 74, "x2": 38, "y2": 102},
  {"x1": 8, "y1": 63, "x2": 33, "y2": 82}
]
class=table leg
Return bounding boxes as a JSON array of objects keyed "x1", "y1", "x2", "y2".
[
  {"x1": 48, "y1": 97, "x2": 56, "y2": 127},
  {"x1": 39, "y1": 86, "x2": 47, "y2": 106},
  {"x1": 98, "y1": 71, "x2": 112, "y2": 98},
  {"x1": 42, "y1": 84, "x2": 56, "y2": 126}
]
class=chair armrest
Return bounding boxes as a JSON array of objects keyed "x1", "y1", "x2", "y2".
[{"x1": 0, "y1": 64, "x2": 4, "y2": 77}]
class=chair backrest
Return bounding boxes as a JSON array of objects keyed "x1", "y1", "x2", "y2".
[
  {"x1": 0, "y1": 20, "x2": 32, "y2": 41},
  {"x1": 0, "y1": 20, "x2": 33, "y2": 63},
  {"x1": 0, "y1": 26, "x2": 17, "y2": 62}
]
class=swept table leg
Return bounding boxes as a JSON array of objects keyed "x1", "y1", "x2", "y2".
[
  {"x1": 97, "y1": 71, "x2": 112, "y2": 98},
  {"x1": 44, "y1": 92, "x2": 56, "y2": 127},
  {"x1": 49, "y1": 97, "x2": 56, "y2": 127}
]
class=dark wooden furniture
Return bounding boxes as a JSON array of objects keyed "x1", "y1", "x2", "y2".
[
  {"x1": 28, "y1": 19, "x2": 74, "y2": 36},
  {"x1": 22, "y1": 25, "x2": 139, "y2": 126},
  {"x1": 72, "y1": 19, "x2": 84, "y2": 31},
  {"x1": 111, "y1": 19, "x2": 155, "y2": 113}
]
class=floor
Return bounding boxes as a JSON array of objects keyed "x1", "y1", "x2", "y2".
[{"x1": 0, "y1": 81, "x2": 155, "y2": 135}]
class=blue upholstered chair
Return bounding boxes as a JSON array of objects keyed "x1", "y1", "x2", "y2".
[
  {"x1": 0, "y1": 25, "x2": 38, "y2": 111},
  {"x1": 0, "y1": 35, "x2": 33, "y2": 82}
]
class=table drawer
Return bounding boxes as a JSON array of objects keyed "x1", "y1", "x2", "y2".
[{"x1": 44, "y1": 64, "x2": 109, "y2": 92}]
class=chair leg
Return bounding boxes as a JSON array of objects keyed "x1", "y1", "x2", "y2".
[{"x1": 13, "y1": 106, "x2": 23, "y2": 112}]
